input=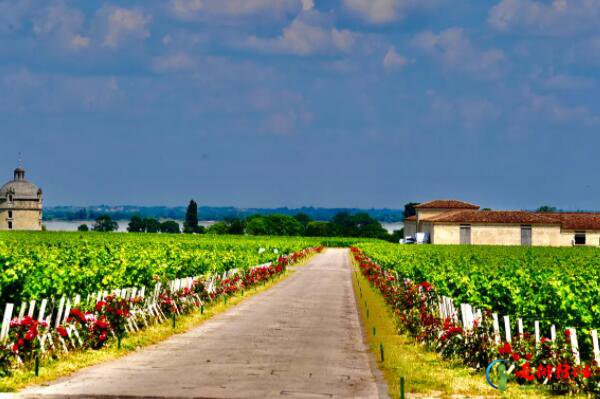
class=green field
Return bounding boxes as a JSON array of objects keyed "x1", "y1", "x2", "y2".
[
  {"x1": 356, "y1": 242, "x2": 600, "y2": 349},
  {"x1": 0, "y1": 232, "x2": 332, "y2": 307}
]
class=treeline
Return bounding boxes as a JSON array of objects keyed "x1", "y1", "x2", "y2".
[
  {"x1": 45, "y1": 205, "x2": 404, "y2": 223},
  {"x1": 82, "y1": 200, "x2": 403, "y2": 242}
]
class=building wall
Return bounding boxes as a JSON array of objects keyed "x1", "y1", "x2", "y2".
[
  {"x1": 431, "y1": 223, "x2": 584, "y2": 247},
  {"x1": 0, "y1": 201, "x2": 43, "y2": 231},
  {"x1": 404, "y1": 221, "x2": 416, "y2": 237},
  {"x1": 559, "y1": 230, "x2": 600, "y2": 247},
  {"x1": 416, "y1": 208, "x2": 454, "y2": 221},
  {"x1": 432, "y1": 224, "x2": 460, "y2": 244}
]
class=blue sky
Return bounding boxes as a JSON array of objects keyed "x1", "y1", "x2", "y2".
[{"x1": 1, "y1": 0, "x2": 599, "y2": 209}]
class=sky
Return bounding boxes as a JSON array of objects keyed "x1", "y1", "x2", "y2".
[{"x1": 1, "y1": 0, "x2": 599, "y2": 210}]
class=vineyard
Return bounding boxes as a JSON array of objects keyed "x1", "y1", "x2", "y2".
[
  {"x1": 0, "y1": 232, "x2": 325, "y2": 308},
  {"x1": 356, "y1": 242, "x2": 600, "y2": 335}
]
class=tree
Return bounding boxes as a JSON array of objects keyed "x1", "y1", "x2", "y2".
[
  {"x1": 305, "y1": 221, "x2": 332, "y2": 237},
  {"x1": 77, "y1": 224, "x2": 89, "y2": 232},
  {"x1": 245, "y1": 217, "x2": 270, "y2": 235},
  {"x1": 293, "y1": 213, "x2": 311, "y2": 225},
  {"x1": 226, "y1": 218, "x2": 246, "y2": 235},
  {"x1": 404, "y1": 202, "x2": 420, "y2": 218},
  {"x1": 93, "y1": 215, "x2": 118, "y2": 232},
  {"x1": 537, "y1": 205, "x2": 557, "y2": 213},
  {"x1": 144, "y1": 218, "x2": 161, "y2": 233},
  {"x1": 184, "y1": 199, "x2": 199, "y2": 233},
  {"x1": 160, "y1": 220, "x2": 180, "y2": 234},
  {"x1": 206, "y1": 222, "x2": 230, "y2": 235},
  {"x1": 127, "y1": 215, "x2": 145, "y2": 232}
]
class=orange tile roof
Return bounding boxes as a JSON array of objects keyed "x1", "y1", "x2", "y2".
[
  {"x1": 426, "y1": 210, "x2": 561, "y2": 225},
  {"x1": 404, "y1": 215, "x2": 417, "y2": 222},
  {"x1": 414, "y1": 200, "x2": 480, "y2": 210}
]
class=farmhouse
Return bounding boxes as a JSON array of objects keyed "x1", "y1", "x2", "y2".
[
  {"x1": 404, "y1": 199, "x2": 600, "y2": 246},
  {"x1": 0, "y1": 166, "x2": 43, "y2": 231}
]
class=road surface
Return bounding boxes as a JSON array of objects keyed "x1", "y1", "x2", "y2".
[{"x1": 19, "y1": 248, "x2": 387, "y2": 399}]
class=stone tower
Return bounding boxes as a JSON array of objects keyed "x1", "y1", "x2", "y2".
[{"x1": 0, "y1": 167, "x2": 43, "y2": 231}]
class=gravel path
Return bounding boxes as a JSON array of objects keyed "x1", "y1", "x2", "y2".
[{"x1": 18, "y1": 248, "x2": 387, "y2": 399}]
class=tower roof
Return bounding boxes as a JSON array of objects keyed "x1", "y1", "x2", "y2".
[{"x1": 0, "y1": 167, "x2": 42, "y2": 200}]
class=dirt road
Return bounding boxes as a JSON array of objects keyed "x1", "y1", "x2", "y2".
[{"x1": 19, "y1": 248, "x2": 387, "y2": 398}]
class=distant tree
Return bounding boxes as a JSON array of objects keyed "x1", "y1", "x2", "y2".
[
  {"x1": 77, "y1": 224, "x2": 89, "y2": 232},
  {"x1": 403, "y1": 202, "x2": 420, "y2": 218},
  {"x1": 127, "y1": 215, "x2": 145, "y2": 232},
  {"x1": 93, "y1": 215, "x2": 118, "y2": 232},
  {"x1": 144, "y1": 218, "x2": 161, "y2": 233},
  {"x1": 226, "y1": 218, "x2": 246, "y2": 235},
  {"x1": 294, "y1": 213, "x2": 311, "y2": 225},
  {"x1": 206, "y1": 222, "x2": 230, "y2": 235},
  {"x1": 537, "y1": 205, "x2": 557, "y2": 213},
  {"x1": 245, "y1": 217, "x2": 271, "y2": 236},
  {"x1": 386, "y1": 229, "x2": 404, "y2": 243},
  {"x1": 160, "y1": 220, "x2": 180, "y2": 234},
  {"x1": 184, "y1": 199, "x2": 199, "y2": 233},
  {"x1": 305, "y1": 221, "x2": 332, "y2": 237},
  {"x1": 482, "y1": 208, "x2": 492, "y2": 211}
]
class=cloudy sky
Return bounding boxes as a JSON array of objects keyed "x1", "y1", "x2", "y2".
[{"x1": 1, "y1": 0, "x2": 599, "y2": 209}]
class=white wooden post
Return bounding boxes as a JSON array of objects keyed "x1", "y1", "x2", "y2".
[
  {"x1": 62, "y1": 299, "x2": 72, "y2": 324},
  {"x1": 74, "y1": 294, "x2": 81, "y2": 306},
  {"x1": 38, "y1": 299, "x2": 48, "y2": 322},
  {"x1": 1, "y1": 303, "x2": 14, "y2": 341},
  {"x1": 492, "y1": 313, "x2": 501, "y2": 344},
  {"x1": 27, "y1": 300, "x2": 36, "y2": 317},
  {"x1": 534, "y1": 321, "x2": 540, "y2": 345},
  {"x1": 460, "y1": 304, "x2": 468, "y2": 329},
  {"x1": 550, "y1": 325, "x2": 556, "y2": 341},
  {"x1": 567, "y1": 328, "x2": 580, "y2": 365},
  {"x1": 17, "y1": 302, "x2": 27, "y2": 319},
  {"x1": 504, "y1": 315, "x2": 511, "y2": 342},
  {"x1": 591, "y1": 330, "x2": 600, "y2": 366},
  {"x1": 55, "y1": 297, "x2": 65, "y2": 328},
  {"x1": 517, "y1": 318, "x2": 524, "y2": 338},
  {"x1": 140, "y1": 286, "x2": 145, "y2": 298}
]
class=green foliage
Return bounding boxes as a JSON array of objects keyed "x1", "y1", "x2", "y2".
[
  {"x1": 92, "y1": 215, "x2": 118, "y2": 232},
  {"x1": 305, "y1": 221, "x2": 333, "y2": 237},
  {"x1": 404, "y1": 202, "x2": 419, "y2": 218},
  {"x1": 0, "y1": 232, "x2": 323, "y2": 307},
  {"x1": 357, "y1": 242, "x2": 600, "y2": 340},
  {"x1": 127, "y1": 215, "x2": 145, "y2": 232},
  {"x1": 77, "y1": 224, "x2": 89, "y2": 232},
  {"x1": 143, "y1": 218, "x2": 161, "y2": 233},
  {"x1": 184, "y1": 200, "x2": 199, "y2": 233},
  {"x1": 245, "y1": 215, "x2": 304, "y2": 236},
  {"x1": 160, "y1": 220, "x2": 180, "y2": 234}
]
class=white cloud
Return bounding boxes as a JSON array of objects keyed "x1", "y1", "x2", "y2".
[
  {"x1": 100, "y1": 7, "x2": 151, "y2": 48},
  {"x1": 382, "y1": 46, "x2": 407, "y2": 69},
  {"x1": 542, "y1": 74, "x2": 593, "y2": 91},
  {"x1": 246, "y1": 17, "x2": 355, "y2": 55},
  {"x1": 71, "y1": 34, "x2": 90, "y2": 48},
  {"x1": 488, "y1": 0, "x2": 600, "y2": 36},
  {"x1": 429, "y1": 93, "x2": 501, "y2": 129},
  {"x1": 342, "y1": 0, "x2": 435, "y2": 24},
  {"x1": 412, "y1": 28, "x2": 506, "y2": 78},
  {"x1": 523, "y1": 89, "x2": 600, "y2": 125},
  {"x1": 152, "y1": 52, "x2": 196, "y2": 73},
  {"x1": 302, "y1": 0, "x2": 314, "y2": 11},
  {"x1": 170, "y1": 0, "x2": 300, "y2": 19}
]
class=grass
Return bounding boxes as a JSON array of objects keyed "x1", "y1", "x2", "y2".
[
  {"x1": 350, "y1": 262, "x2": 582, "y2": 399},
  {"x1": 0, "y1": 269, "x2": 294, "y2": 392}
]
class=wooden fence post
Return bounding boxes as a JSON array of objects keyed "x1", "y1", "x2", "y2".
[
  {"x1": 591, "y1": 330, "x2": 600, "y2": 366},
  {"x1": 504, "y1": 316, "x2": 511, "y2": 343},
  {"x1": 492, "y1": 313, "x2": 500, "y2": 344}
]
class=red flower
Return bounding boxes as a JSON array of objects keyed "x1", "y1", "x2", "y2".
[
  {"x1": 565, "y1": 329, "x2": 571, "y2": 338},
  {"x1": 99, "y1": 331, "x2": 107, "y2": 341},
  {"x1": 511, "y1": 353, "x2": 521, "y2": 361},
  {"x1": 24, "y1": 331, "x2": 35, "y2": 341},
  {"x1": 95, "y1": 301, "x2": 107, "y2": 312},
  {"x1": 56, "y1": 326, "x2": 69, "y2": 338},
  {"x1": 525, "y1": 353, "x2": 533, "y2": 361},
  {"x1": 17, "y1": 339, "x2": 25, "y2": 347},
  {"x1": 498, "y1": 343, "x2": 512, "y2": 355}
]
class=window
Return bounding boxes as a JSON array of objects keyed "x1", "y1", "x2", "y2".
[
  {"x1": 8, "y1": 210, "x2": 12, "y2": 219},
  {"x1": 460, "y1": 224, "x2": 471, "y2": 245},
  {"x1": 521, "y1": 225, "x2": 532, "y2": 246},
  {"x1": 574, "y1": 231, "x2": 586, "y2": 245},
  {"x1": 8, "y1": 221, "x2": 12, "y2": 230}
]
